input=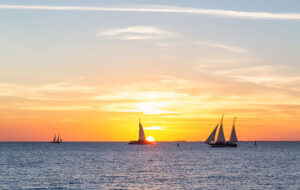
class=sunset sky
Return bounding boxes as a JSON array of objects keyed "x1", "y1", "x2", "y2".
[{"x1": 0, "y1": 0, "x2": 300, "y2": 141}]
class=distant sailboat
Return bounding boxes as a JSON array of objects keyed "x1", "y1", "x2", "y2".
[
  {"x1": 206, "y1": 115, "x2": 238, "y2": 147},
  {"x1": 51, "y1": 133, "x2": 62, "y2": 143},
  {"x1": 128, "y1": 118, "x2": 154, "y2": 145}
]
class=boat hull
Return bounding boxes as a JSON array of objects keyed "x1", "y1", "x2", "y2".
[
  {"x1": 50, "y1": 142, "x2": 61, "y2": 143},
  {"x1": 128, "y1": 140, "x2": 154, "y2": 145},
  {"x1": 209, "y1": 142, "x2": 237, "y2": 147}
]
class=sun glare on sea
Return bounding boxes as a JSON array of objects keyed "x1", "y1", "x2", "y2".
[{"x1": 146, "y1": 136, "x2": 155, "y2": 142}]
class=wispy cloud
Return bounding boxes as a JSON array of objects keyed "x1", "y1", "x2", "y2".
[
  {"x1": 197, "y1": 41, "x2": 250, "y2": 54},
  {"x1": 196, "y1": 60, "x2": 300, "y2": 89},
  {"x1": 93, "y1": 91, "x2": 188, "y2": 101},
  {"x1": 98, "y1": 26, "x2": 178, "y2": 40},
  {"x1": 0, "y1": 4, "x2": 300, "y2": 20},
  {"x1": 101, "y1": 101, "x2": 177, "y2": 115},
  {"x1": 21, "y1": 105, "x2": 91, "y2": 111},
  {"x1": 0, "y1": 80, "x2": 96, "y2": 100},
  {"x1": 36, "y1": 83, "x2": 95, "y2": 94},
  {"x1": 144, "y1": 126, "x2": 164, "y2": 130}
]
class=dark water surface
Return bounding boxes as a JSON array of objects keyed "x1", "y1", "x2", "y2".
[{"x1": 0, "y1": 142, "x2": 299, "y2": 189}]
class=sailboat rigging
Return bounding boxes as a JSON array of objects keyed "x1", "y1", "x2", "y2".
[
  {"x1": 205, "y1": 115, "x2": 238, "y2": 147},
  {"x1": 51, "y1": 133, "x2": 63, "y2": 143},
  {"x1": 229, "y1": 117, "x2": 238, "y2": 143}
]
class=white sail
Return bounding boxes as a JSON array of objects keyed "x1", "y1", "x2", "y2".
[
  {"x1": 216, "y1": 123, "x2": 226, "y2": 142},
  {"x1": 216, "y1": 116, "x2": 226, "y2": 142},
  {"x1": 138, "y1": 121, "x2": 146, "y2": 141},
  {"x1": 229, "y1": 117, "x2": 238, "y2": 142},
  {"x1": 205, "y1": 124, "x2": 218, "y2": 144}
]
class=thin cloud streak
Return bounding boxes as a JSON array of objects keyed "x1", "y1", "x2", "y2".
[
  {"x1": 98, "y1": 26, "x2": 178, "y2": 40},
  {"x1": 1, "y1": 4, "x2": 300, "y2": 20},
  {"x1": 144, "y1": 126, "x2": 164, "y2": 130},
  {"x1": 197, "y1": 41, "x2": 249, "y2": 53}
]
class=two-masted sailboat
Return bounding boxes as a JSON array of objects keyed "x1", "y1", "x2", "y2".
[
  {"x1": 128, "y1": 118, "x2": 154, "y2": 145},
  {"x1": 205, "y1": 115, "x2": 238, "y2": 147},
  {"x1": 51, "y1": 134, "x2": 63, "y2": 143}
]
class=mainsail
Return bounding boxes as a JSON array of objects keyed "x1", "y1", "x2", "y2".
[
  {"x1": 205, "y1": 124, "x2": 218, "y2": 144},
  {"x1": 229, "y1": 117, "x2": 238, "y2": 142},
  {"x1": 138, "y1": 120, "x2": 146, "y2": 141},
  {"x1": 53, "y1": 134, "x2": 56, "y2": 142},
  {"x1": 216, "y1": 116, "x2": 226, "y2": 142}
]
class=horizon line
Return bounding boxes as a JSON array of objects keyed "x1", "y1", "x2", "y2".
[{"x1": 0, "y1": 140, "x2": 299, "y2": 142}]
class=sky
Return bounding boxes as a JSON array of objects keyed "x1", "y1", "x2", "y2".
[{"x1": 0, "y1": 0, "x2": 300, "y2": 141}]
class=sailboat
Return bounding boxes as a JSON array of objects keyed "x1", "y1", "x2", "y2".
[
  {"x1": 128, "y1": 118, "x2": 154, "y2": 145},
  {"x1": 205, "y1": 115, "x2": 238, "y2": 147},
  {"x1": 51, "y1": 134, "x2": 63, "y2": 143}
]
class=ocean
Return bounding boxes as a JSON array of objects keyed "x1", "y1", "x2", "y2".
[{"x1": 0, "y1": 142, "x2": 299, "y2": 189}]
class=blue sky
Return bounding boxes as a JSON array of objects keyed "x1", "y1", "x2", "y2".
[{"x1": 1, "y1": 0, "x2": 300, "y2": 82}]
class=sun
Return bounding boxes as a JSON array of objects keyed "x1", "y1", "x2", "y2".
[{"x1": 146, "y1": 136, "x2": 155, "y2": 142}]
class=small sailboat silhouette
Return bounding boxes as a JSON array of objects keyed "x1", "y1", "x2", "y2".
[
  {"x1": 205, "y1": 115, "x2": 238, "y2": 147},
  {"x1": 51, "y1": 133, "x2": 63, "y2": 143},
  {"x1": 128, "y1": 118, "x2": 154, "y2": 145}
]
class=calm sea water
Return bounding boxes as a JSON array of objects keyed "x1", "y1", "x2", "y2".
[{"x1": 0, "y1": 142, "x2": 299, "y2": 190}]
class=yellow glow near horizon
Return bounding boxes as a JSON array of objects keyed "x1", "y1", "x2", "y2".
[
  {"x1": 0, "y1": 79, "x2": 300, "y2": 141},
  {"x1": 146, "y1": 136, "x2": 155, "y2": 142}
]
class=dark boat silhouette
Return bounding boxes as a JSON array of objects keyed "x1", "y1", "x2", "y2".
[
  {"x1": 205, "y1": 115, "x2": 238, "y2": 147},
  {"x1": 51, "y1": 134, "x2": 63, "y2": 143},
  {"x1": 128, "y1": 118, "x2": 154, "y2": 145}
]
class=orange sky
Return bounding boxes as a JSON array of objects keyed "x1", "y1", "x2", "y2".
[{"x1": 0, "y1": 77, "x2": 299, "y2": 141}]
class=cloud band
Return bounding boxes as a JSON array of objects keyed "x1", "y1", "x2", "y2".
[{"x1": 0, "y1": 4, "x2": 300, "y2": 20}]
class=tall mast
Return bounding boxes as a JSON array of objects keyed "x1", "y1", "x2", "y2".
[
  {"x1": 216, "y1": 114, "x2": 226, "y2": 142},
  {"x1": 220, "y1": 114, "x2": 224, "y2": 125},
  {"x1": 229, "y1": 117, "x2": 238, "y2": 142},
  {"x1": 233, "y1": 117, "x2": 236, "y2": 126},
  {"x1": 138, "y1": 117, "x2": 145, "y2": 141}
]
